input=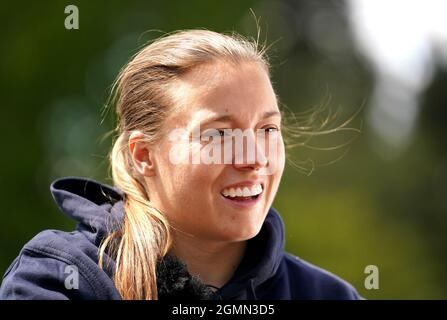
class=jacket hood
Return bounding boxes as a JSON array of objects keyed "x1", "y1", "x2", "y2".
[
  {"x1": 50, "y1": 177, "x2": 125, "y2": 243},
  {"x1": 50, "y1": 176, "x2": 286, "y2": 300}
]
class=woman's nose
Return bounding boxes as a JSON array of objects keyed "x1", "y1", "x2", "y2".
[{"x1": 232, "y1": 133, "x2": 269, "y2": 170}]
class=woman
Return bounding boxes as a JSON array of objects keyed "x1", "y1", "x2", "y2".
[{"x1": 0, "y1": 29, "x2": 361, "y2": 300}]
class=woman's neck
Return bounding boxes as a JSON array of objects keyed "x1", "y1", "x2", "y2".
[{"x1": 168, "y1": 233, "x2": 247, "y2": 289}]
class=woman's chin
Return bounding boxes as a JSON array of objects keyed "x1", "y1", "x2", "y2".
[
  {"x1": 213, "y1": 208, "x2": 267, "y2": 241},
  {"x1": 216, "y1": 221, "x2": 264, "y2": 242}
]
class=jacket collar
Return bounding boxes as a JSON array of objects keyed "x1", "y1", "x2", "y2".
[{"x1": 50, "y1": 176, "x2": 124, "y2": 242}]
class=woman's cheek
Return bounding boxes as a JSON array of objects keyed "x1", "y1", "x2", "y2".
[
  {"x1": 278, "y1": 139, "x2": 286, "y2": 175},
  {"x1": 263, "y1": 134, "x2": 285, "y2": 177}
]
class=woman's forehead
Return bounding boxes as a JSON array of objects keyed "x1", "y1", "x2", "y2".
[{"x1": 167, "y1": 63, "x2": 278, "y2": 125}]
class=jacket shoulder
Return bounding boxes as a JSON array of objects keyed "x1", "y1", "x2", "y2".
[
  {"x1": 283, "y1": 253, "x2": 363, "y2": 300},
  {"x1": 0, "y1": 230, "x2": 120, "y2": 300}
]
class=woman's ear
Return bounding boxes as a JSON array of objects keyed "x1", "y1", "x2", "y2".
[{"x1": 128, "y1": 131, "x2": 156, "y2": 177}]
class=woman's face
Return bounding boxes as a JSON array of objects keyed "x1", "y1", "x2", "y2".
[{"x1": 145, "y1": 61, "x2": 285, "y2": 242}]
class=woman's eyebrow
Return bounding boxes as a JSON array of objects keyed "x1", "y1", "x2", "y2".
[
  {"x1": 262, "y1": 110, "x2": 281, "y2": 119},
  {"x1": 200, "y1": 110, "x2": 281, "y2": 126}
]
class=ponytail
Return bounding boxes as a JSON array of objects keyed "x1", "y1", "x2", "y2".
[{"x1": 99, "y1": 133, "x2": 172, "y2": 299}]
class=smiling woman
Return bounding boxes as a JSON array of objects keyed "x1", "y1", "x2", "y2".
[{"x1": 0, "y1": 29, "x2": 361, "y2": 300}]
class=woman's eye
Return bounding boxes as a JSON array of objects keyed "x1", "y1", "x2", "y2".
[
  {"x1": 263, "y1": 126, "x2": 279, "y2": 133},
  {"x1": 200, "y1": 127, "x2": 278, "y2": 141},
  {"x1": 201, "y1": 129, "x2": 227, "y2": 140}
]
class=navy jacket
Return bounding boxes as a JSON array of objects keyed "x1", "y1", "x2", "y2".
[{"x1": 0, "y1": 177, "x2": 361, "y2": 300}]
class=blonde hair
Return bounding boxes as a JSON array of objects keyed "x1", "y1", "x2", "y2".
[{"x1": 98, "y1": 29, "x2": 270, "y2": 300}]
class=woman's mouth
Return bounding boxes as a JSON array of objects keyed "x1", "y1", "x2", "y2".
[{"x1": 220, "y1": 183, "x2": 264, "y2": 207}]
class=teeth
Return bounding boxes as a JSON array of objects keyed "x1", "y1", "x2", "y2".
[
  {"x1": 221, "y1": 184, "x2": 263, "y2": 198},
  {"x1": 251, "y1": 185, "x2": 261, "y2": 195}
]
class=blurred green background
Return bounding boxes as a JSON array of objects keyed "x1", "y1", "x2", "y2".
[{"x1": 1, "y1": 0, "x2": 446, "y2": 299}]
